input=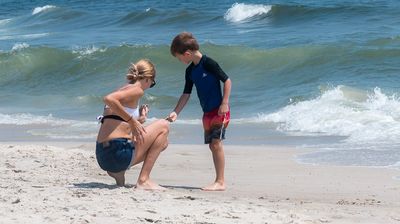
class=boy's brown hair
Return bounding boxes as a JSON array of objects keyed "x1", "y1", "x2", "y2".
[{"x1": 170, "y1": 32, "x2": 199, "y2": 56}]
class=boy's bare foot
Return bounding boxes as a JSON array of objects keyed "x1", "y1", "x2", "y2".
[
  {"x1": 201, "y1": 181, "x2": 226, "y2": 191},
  {"x1": 107, "y1": 171, "x2": 125, "y2": 187},
  {"x1": 136, "y1": 179, "x2": 166, "y2": 191}
]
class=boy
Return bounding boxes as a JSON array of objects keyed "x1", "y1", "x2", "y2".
[{"x1": 167, "y1": 32, "x2": 232, "y2": 191}]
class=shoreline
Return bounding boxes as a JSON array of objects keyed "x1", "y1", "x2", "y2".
[
  {"x1": 0, "y1": 142, "x2": 399, "y2": 223},
  {"x1": 0, "y1": 122, "x2": 346, "y2": 145}
]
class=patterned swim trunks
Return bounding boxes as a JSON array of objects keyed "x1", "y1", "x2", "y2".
[{"x1": 202, "y1": 107, "x2": 230, "y2": 144}]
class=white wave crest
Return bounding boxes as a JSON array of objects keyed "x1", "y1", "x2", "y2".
[
  {"x1": 11, "y1": 43, "x2": 30, "y2": 51},
  {"x1": 259, "y1": 86, "x2": 400, "y2": 143},
  {"x1": 32, "y1": 5, "x2": 57, "y2": 15},
  {"x1": 72, "y1": 45, "x2": 107, "y2": 57},
  {"x1": 224, "y1": 3, "x2": 272, "y2": 23}
]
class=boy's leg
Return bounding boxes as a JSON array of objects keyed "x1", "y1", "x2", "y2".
[
  {"x1": 202, "y1": 139, "x2": 226, "y2": 191},
  {"x1": 201, "y1": 109, "x2": 229, "y2": 191}
]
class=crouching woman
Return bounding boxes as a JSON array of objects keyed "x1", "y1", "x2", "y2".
[{"x1": 96, "y1": 59, "x2": 169, "y2": 190}]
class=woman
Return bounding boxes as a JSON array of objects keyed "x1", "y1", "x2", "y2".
[{"x1": 96, "y1": 59, "x2": 169, "y2": 190}]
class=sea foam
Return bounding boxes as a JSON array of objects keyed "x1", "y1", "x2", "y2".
[
  {"x1": 224, "y1": 3, "x2": 271, "y2": 23},
  {"x1": 0, "y1": 113, "x2": 79, "y2": 126},
  {"x1": 72, "y1": 45, "x2": 107, "y2": 57},
  {"x1": 258, "y1": 86, "x2": 400, "y2": 144},
  {"x1": 11, "y1": 43, "x2": 30, "y2": 52},
  {"x1": 0, "y1": 113, "x2": 98, "y2": 140}
]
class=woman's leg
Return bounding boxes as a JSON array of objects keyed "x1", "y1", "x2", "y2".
[
  {"x1": 131, "y1": 119, "x2": 169, "y2": 190},
  {"x1": 107, "y1": 170, "x2": 126, "y2": 187}
]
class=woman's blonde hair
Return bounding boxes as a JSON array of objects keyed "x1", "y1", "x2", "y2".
[{"x1": 126, "y1": 59, "x2": 156, "y2": 84}]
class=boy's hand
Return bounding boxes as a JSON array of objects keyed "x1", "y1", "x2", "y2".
[
  {"x1": 218, "y1": 103, "x2": 229, "y2": 116},
  {"x1": 166, "y1": 111, "x2": 177, "y2": 122}
]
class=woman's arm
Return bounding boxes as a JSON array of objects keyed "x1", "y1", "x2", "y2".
[{"x1": 103, "y1": 86, "x2": 146, "y2": 142}]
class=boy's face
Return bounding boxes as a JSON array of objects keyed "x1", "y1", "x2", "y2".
[{"x1": 175, "y1": 51, "x2": 192, "y2": 64}]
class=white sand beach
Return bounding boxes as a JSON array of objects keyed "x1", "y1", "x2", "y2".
[{"x1": 0, "y1": 142, "x2": 399, "y2": 224}]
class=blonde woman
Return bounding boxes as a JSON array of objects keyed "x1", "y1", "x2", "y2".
[{"x1": 96, "y1": 59, "x2": 169, "y2": 190}]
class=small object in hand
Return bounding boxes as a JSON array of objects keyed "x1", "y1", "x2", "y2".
[
  {"x1": 165, "y1": 117, "x2": 173, "y2": 122},
  {"x1": 140, "y1": 104, "x2": 149, "y2": 116}
]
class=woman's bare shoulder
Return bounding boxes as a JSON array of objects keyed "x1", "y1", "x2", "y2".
[{"x1": 118, "y1": 84, "x2": 144, "y2": 96}]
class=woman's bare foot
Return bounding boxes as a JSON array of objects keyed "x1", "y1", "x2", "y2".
[
  {"x1": 136, "y1": 179, "x2": 166, "y2": 191},
  {"x1": 201, "y1": 181, "x2": 226, "y2": 191},
  {"x1": 107, "y1": 171, "x2": 125, "y2": 187}
]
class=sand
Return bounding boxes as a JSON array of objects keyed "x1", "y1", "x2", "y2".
[{"x1": 0, "y1": 142, "x2": 399, "y2": 224}]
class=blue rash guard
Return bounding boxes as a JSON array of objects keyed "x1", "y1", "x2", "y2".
[{"x1": 183, "y1": 55, "x2": 229, "y2": 113}]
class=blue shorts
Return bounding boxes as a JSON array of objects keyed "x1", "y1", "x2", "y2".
[{"x1": 96, "y1": 138, "x2": 135, "y2": 173}]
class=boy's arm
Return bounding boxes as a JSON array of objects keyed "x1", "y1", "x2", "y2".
[
  {"x1": 219, "y1": 78, "x2": 231, "y2": 116},
  {"x1": 202, "y1": 56, "x2": 231, "y2": 115},
  {"x1": 167, "y1": 93, "x2": 190, "y2": 122}
]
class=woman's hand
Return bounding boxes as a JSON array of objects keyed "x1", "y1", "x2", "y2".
[
  {"x1": 138, "y1": 104, "x2": 149, "y2": 124},
  {"x1": 128, "y1": 118, "x2": 146, "y2": 144},
  {"x1": 140, "y1": 104, "x2": 149, "y2": 117}
]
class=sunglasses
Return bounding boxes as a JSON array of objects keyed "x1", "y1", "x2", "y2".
[
  {"x1": 150, "y1": 79, "x2": 156, "y2": 88},
  {"x1": 141, "y1": 75, "x2": 156, "y2": 88}
]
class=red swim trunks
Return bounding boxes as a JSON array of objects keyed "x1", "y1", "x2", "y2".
[{"x1": 202, "y1": 107, "x2": 230, "y2": 144}]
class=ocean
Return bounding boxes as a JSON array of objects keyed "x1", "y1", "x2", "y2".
[{"x1": 1, "y1": 0, "x2": 400, "y2": 169}]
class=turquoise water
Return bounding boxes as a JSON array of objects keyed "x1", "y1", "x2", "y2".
[{"x1": 1, "y1": 0, "x2": 400, "y2": 168}]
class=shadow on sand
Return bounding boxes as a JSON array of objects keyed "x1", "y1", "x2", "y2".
[
  {"x1": 162, "y1": 185, "x2": 202, "y2": 190},
  {"x1": 72, "y1": 182, "x2": 134, "y2": 189},
  {"x1": 72, "y1": 182, "x2": 202, "y2": 191}
]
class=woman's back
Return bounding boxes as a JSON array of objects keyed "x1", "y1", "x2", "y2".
[{"x1": 97, "y1": 84, "x2": 142, "y2": 142}]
